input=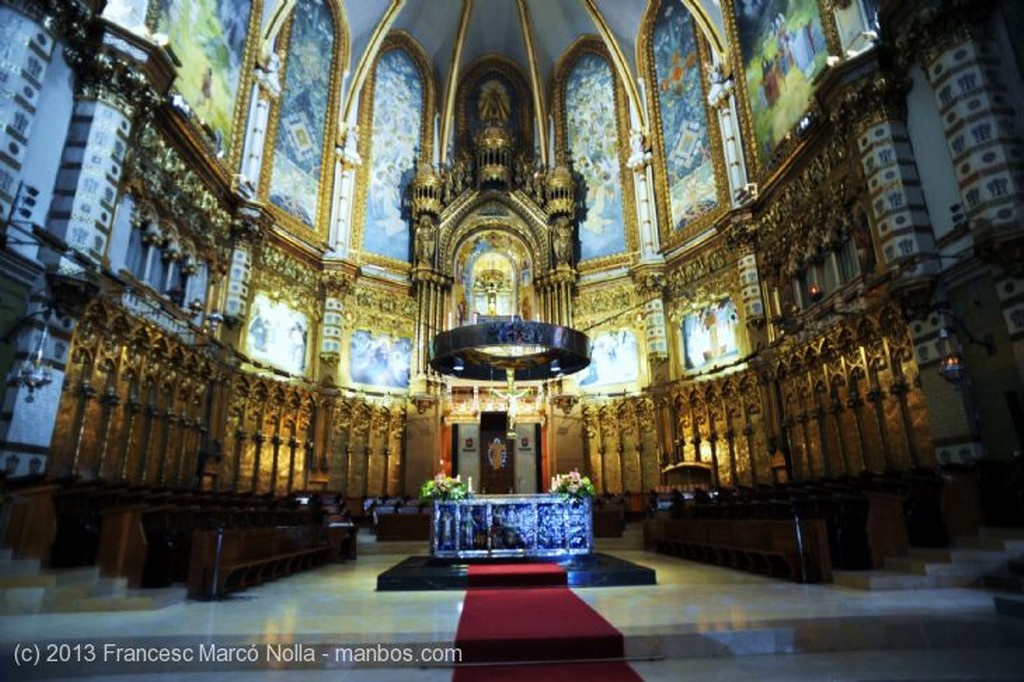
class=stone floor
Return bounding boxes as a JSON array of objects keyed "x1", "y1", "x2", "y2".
[{"x1": 2, "y1": 526, "x2": 1023, "y2": 681}]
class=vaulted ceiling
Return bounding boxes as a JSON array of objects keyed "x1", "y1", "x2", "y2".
[{"x1": 267, "y1": 0, "x2": 728, "y2": 145}]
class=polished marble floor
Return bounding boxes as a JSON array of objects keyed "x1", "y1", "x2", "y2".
[{"x1": 3, "y1": 527, "x2": 1023, "y2": 681}]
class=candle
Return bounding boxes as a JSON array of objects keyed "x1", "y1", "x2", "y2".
[{"x1": 467, "y1": 476, "x2": 472, "y2": 493}]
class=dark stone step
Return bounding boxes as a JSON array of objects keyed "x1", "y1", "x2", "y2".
[{"x1": 983, "y1": 571, "x2": 1024, "y2": 592}]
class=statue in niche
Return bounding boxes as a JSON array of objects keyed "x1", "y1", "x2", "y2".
[
  {"x1": 552, "y1": 217, "x2": 573, "y2": 266},
  {"x1": 415, "y1": 215, "x2": 436, "y2": 265},
  {"x1": 478, "y1": 80, "x2": 511, "y2": 125}
]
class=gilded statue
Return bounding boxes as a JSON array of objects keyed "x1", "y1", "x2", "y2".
[
  {"x1": 552, "y1": 217, "x2": 573, "y2": 265},
  {"x1": 415, "y1": 215, "x2": 437, "y2": 265}
]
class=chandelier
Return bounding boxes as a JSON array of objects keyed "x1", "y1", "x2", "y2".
[{"x1": 14, "y1": 326, "x2": 53, "y2": 402}]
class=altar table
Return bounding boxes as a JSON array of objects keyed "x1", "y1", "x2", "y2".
[{"x1": 430, "y1": 494, "x2": 593, "y2": 559}]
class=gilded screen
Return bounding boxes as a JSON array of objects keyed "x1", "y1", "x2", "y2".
[
  {"x1": 157, "y1": 0, "x2": 252, "y2": 156},
  {"x1": 733, "y1": 0, "x2": 828, "y2": 166},
  {"x1": 349, "y1": 330, "x2": 412, "y2": 389},
  {"x1": 268, "y1": 0, "x2": 334, "y2": 227},
  {"x1": 566, "y1": 53, "x2": 626, "y2": 261},
  {"x1": 653, "y1": 0, "x2": 718, "y2": 231},
  {"x1": 362, "y1": 49, "x2": 423, "y2": 262}
]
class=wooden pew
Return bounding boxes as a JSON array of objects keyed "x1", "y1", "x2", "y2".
[
  {"x1": 186, "y1": 524, "x2": 330, "y2": 599},
  {"x1": 644, "y1": 516, "x2": 832, "y2": 583}
]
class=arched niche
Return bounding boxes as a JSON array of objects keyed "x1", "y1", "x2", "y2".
[{"x1": 451, "y1": 230, "x2": 534, "y2": 327}]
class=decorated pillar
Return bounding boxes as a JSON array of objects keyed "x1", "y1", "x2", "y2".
[
  {"x1": 0, "y1": 5, "x2": 56, "y2": 223},
  {"x1": 328, "y1": 121, "x2": 363, "y2": 258},
  {"x1": 237, "y1": 53, "x2": 282, "y2": 197},
  {"x1": 706, "y1": 62, "x2": 750, "y2": 204},
  {"x1": 846, "y1": 77, "x2": 938, "y2": 280}
]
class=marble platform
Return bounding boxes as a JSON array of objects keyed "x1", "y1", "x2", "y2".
[{"x1": 376, "y1": 552, "x2": 657, "y2": 591}]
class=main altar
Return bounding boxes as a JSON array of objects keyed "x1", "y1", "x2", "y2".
[{"x1": 430, "y1": 494, "x2": 593, "y2": 559}]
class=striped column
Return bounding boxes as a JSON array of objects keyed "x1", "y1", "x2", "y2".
[
  {"x1": 224, "y1": 244, "x2": 252, "y2": 321},
  {"x1": 857, "y1": 113, "x2": 937, "y2": 278},
  {"x1": 922, "y1": 27, "x2": 1024, "y2": 243},
  {"x1": 47, "y1": 90, "x2": 133, "y2": 261},
  {"x1": 0, "y1": 6, "x2": 55, "y2": 218}
]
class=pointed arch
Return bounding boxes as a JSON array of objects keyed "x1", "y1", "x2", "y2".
[
  {"x1": 552, "y1": 36, "x2": 636, "y2": 269},
  {"x1": 262, "y1": 0, "x2": 346, "y2": 239}
]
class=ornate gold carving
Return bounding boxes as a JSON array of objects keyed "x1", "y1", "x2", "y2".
[{"x1": 123, "y1": 123, "x2": 233, "y2": 265}]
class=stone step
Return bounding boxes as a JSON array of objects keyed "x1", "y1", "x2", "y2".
[
  {"x1": 0, "y1": 572, "x2": 55, "y2": 589},
  {"x1": 0, "y1": 557, "x2": 41, "y2": 577},
  {"x1": 832, "y1": 569, "x2": 980, "y2": 591},
  {"x1": 68, "y1": 585, "x2": 187, "y2": 612},
  {"x1": 0, "y1": 586, "x2": 46, "y2": 614},
  {"x1": 884, "y1": 555, "x2": 1007, "y2": 577},
  {"x1": 908, "y1": 546, "x2": 1013, "y2": 563},
  {"x1": 953, "y1": 536, "x2": 1024, "y2": 553},
  {"x1": 983, "y1": 571, "x2": 1024, "y2": 593},
  {"x1": 978, "y1": 527, "x2": 1024, "y2": 541},
  {"x1": 993, "y1": 594, "x2": 1024, "y2": 619}
]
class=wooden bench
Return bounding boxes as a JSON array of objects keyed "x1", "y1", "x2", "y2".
[
  {"x1": 186, "y1": 524, "x2": 330, "y2": 599},
  {"x1": 644, "y1": 517, "x2": 832, "y2": 583}
]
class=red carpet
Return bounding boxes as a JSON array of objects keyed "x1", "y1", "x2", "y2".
[
  {"x1": 453, "y1": 563, "x2": 641, "y2": 681},
  {"x1": 466, "y1": 562, "x2": 567, "y2": 588}
]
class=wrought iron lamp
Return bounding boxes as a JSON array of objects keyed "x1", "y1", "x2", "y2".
[{"x1": 14, "y1": 325, "x2": 53, "y2": 402}]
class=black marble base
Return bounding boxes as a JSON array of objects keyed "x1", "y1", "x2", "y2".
[{"x1": 376, "y1": 553, "x2": 656, "y2": 591}]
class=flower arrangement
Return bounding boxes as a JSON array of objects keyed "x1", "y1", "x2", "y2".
[
  {"x1": 549, "y1": 469, "x2": 595, "y2": 500},
  {"x1": 419, "y1": 473, "x2": 468, "y2": 502}
]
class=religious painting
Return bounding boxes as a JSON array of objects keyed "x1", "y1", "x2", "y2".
[
  {"x1": 566, "y1": 53, "x2": 627, "y2": 261},
  {"x1": 733, "y1": 0, "x2": 829, "y2": 166},
  {"x1": 348, "y1": 330, "x2": 412, "y2": 389},
  {"x1": 245, "y1": 292, "x2": 309, "y2": 375},
  {"x1": 653, "y1": 0, "x2": 718, "y2": 232},
  {"x1": 682, "y1": 298, "x2": 740, "y2": 371},
  {"x1": 468, "y1": 74, "x2": 520, "y2": 138},
  {"x1": 578, "y1": 329, "x2": 639, "y2": 389},
  {"x1": 268, "y1": 0, "x2": 334, "y2": 227},
  {"x1": 157, "y1": 0, "x2": 252, "y2": 156},
  {"x1": 362, "y1": 48, "x2": 423, "y2": 262}
]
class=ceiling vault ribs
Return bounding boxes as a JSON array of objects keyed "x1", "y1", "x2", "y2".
[
  {"x1": 581, "y1": 0, "x2": 646, "y2": 132},
  {"x1": 342, "y1": 0, "x2": 406, "y2": 133},
  {"x1": 516, "y1": 0, "x2": 547, "y2": 166},
  {"x1": 440, "y1": 0, "x2": 474, "y2": 166}
]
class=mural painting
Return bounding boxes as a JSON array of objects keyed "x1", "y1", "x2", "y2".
[
  {"x1": 578, "y1": 329, "x2": 639, "y2": 389},
  {"x1": 245, "y1": 292, "x2": 309, "y2": 375},
  {"x1": 566, "y1": 53, "x2": 626, "y2": 261},
  {"x1": 349, "y1": 330, "x2": 413, "y2": 389},
  {"x1": 733, "y1": 0, "x2": 828, "y2": 166},
  {"x1": 682, "y1": 298, "x2": 740, "y2": 371},
  {"x1": 268, "y1": 0, "x2": 334, "y2": 227},
  {"x1": 157, "y1": 0, "x2": 252, "y2": 156},
  {"x1": 363, "y1": 49, "x2": 423, "y2": 262},
  {"x1": 653, "y1": 0, "x2": 718, "y2": 231}
]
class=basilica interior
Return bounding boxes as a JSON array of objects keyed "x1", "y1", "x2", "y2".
[{"x1": 1, "y1": 0, "x2": 1024, "y2": 678}]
